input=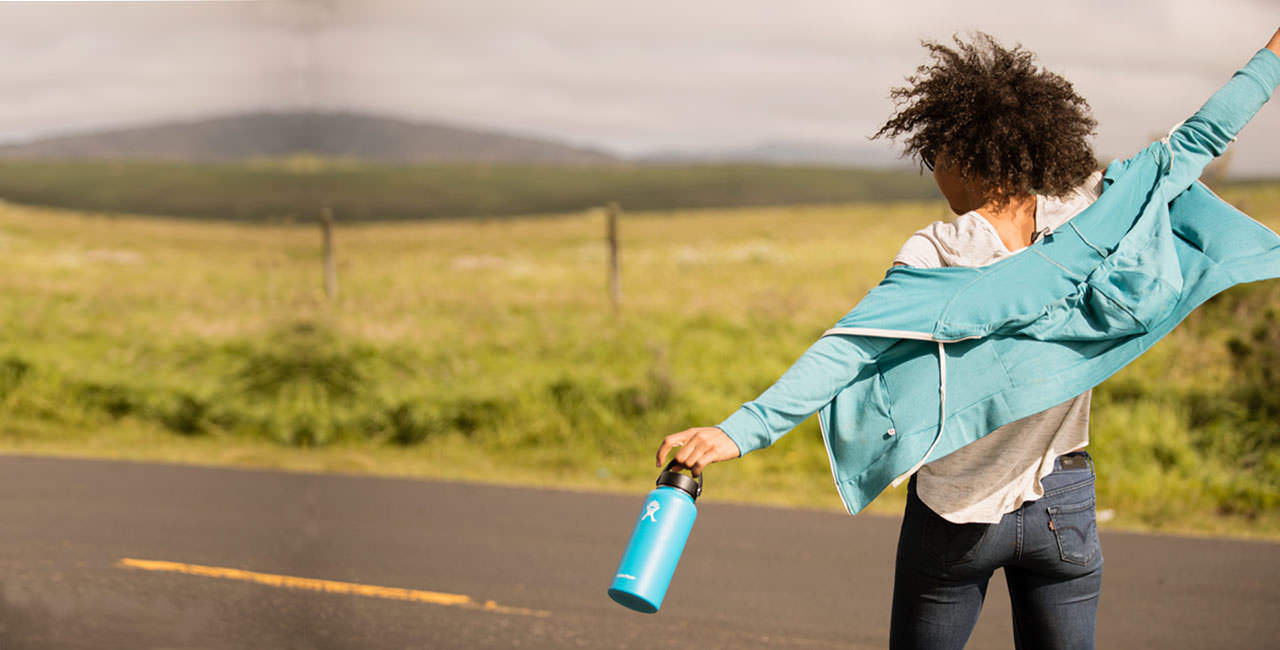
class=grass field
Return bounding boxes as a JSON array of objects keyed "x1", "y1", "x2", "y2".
[
  {"x1": 0, "y1": 158, "x2": 938, "y2": 221},
  {"x1": 1, "y1": 184, "x2": 1278, "y2": 539}
]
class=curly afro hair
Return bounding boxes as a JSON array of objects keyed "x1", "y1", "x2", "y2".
[{"x1": 873, "y1": 32, "x2": 1097, "y2": 201}]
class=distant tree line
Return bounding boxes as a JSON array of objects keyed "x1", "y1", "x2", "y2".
[{"x1": 0, "y1": 160, "x2": 941, "y2": 222}]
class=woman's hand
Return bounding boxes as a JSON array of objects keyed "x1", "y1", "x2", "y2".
[
  {"x1": 1268, "y1": 28, "x2": 1280, "y2": 57},
  {"x1": 656, "y1": 427, "x2": 741, "y2": 476}
]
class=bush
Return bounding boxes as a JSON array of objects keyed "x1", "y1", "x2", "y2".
[
  {"x1": 160, "y1": 393, "x2": 210, "y2": 436},
  {"x1": 75, "y1": 381, "x2": 141, "y2": 419},
  {"x1": 0, "y1": 356, "x2": 30, "y2": 399},
  {"x1": 234, "y1": 322, "x2": 366, "y2": 402}
]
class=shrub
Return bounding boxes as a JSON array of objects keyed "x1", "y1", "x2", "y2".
[{"x1": 0, "y1": 356, "x2": 30, "y2": 399}]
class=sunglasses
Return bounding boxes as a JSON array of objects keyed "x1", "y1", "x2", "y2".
[{"x1": 922, "y1": 152, "x2": 936, "y2": 172}]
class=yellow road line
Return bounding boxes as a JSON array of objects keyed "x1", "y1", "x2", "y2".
[{"x1": 116, "y1": 558, "x2": 550, "y2": 618}]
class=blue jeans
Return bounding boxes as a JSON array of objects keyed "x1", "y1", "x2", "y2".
[{"x1": 890, "y1": 451, "x2": 1103, "y2": 650}]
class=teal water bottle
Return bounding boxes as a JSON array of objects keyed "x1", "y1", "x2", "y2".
[{"x1": 607, "y1": 461, "x2": 702, "y2": 613}]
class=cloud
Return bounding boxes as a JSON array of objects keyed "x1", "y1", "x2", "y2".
[{"x1": 0, "y1": 0, "x2": 1275, "y2": 174}]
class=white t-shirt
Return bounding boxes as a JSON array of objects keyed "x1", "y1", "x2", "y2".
[{"x1": 892, "y1": 171, "x2": 1103, "y2": 524}]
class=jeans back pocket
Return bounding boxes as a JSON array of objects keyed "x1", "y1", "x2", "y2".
[
  {"x1": 1046, "y1": 498, "x2": 1099, "y2": 566},
  {"x1": 922, "y1": 511, "x2": 990, "y2": 567}
]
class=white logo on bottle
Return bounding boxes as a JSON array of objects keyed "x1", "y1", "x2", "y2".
[{"x1": 642, "y1": 500, "x2": 661, "y2": 523}]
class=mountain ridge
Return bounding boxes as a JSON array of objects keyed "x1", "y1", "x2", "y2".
[
  {"x1": 0, "y1": 111, "x2": 621, "y2": 165},
  {"x1": 0, "y1": 111, "x2": 914, "y2": 169}
]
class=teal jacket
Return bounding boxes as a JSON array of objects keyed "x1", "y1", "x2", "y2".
[{"x1": 718, "y1": 49, "x2": 1280, "y2": 515}]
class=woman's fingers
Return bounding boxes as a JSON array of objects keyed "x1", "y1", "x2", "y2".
[
  {"x1": 658, "y1": 427, "x2": 742, "y2": 474},
  {"x1": 656, "y1": 429, "x2": 695, "y2": 467},
  {"x1": 674, "y1": 438, "x2": 705, "y2": 471},
  {"x1": 682, "y1": 446, "x2": 712, "y2": 476}
]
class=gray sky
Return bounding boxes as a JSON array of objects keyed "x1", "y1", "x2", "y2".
[{"x1": 1, "y1": 0, "x2": 1276, "y2": 174}]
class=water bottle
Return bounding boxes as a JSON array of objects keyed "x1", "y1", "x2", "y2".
[{"x1": 607, "y1": 461, "x2": 702, "y2": 613}]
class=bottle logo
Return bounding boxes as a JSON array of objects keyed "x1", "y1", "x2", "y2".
[{"x1": 641, "y1": 500, "x2": 661, "y2": 523}]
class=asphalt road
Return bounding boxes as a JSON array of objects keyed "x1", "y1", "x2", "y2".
[{"x1": 0, "y1": 454, "x2": 1277, "y2": 649}]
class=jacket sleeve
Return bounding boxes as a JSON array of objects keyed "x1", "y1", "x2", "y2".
[
  {"x1": 1162, "y1": 48, "x2": 1280, "y2": 195},
  {"x1": 717, "y1": 333, "x2": 897, "y2": 455}
]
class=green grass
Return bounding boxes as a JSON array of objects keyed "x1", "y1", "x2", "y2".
[
  {"x1": 0, "y1": 158, "x2": 938, "y2": 221},
  {"x1": 1, "y1": 185, "x2": 1278, "y2": 539}
]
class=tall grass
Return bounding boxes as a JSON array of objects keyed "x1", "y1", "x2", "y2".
[{"x1": 0, "y1": 185, "x2": 1277, "y2": 536}]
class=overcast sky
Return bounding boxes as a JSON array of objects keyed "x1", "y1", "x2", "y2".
[{"x1": 0, "y1": 0, "x2": 1276, "y2": 174}]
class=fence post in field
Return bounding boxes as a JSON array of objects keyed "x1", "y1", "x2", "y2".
[
  {"x1": 606, "y1": 201, "x2": 621, "y2": 313},
  {"x1": 321, "y1": 207, "x2": 338, "y2": 300}
]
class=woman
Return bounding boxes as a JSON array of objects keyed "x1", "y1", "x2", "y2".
[{"x1": 655, "y1": 29, "x2": 1280, "y2": 650}]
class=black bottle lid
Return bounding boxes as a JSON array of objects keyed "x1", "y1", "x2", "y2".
[{"x1": 657, "y1": 460, "x2": 703, "y2": 501}]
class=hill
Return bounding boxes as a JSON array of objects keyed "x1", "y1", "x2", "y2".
[
  {"x1": 640, "y1": 140, "x2": 905, "y2": 168},
  {"x1": 0, "y1": 112, "x2": 620, "y2": 165}
]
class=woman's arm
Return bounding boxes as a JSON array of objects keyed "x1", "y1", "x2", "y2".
[
  {"x1": 656, "y1": 30, "x2": 1280, "y2": 476},
  {"x1": 657, "y1": 333, "x2": 896, "y2": 475},
  {"x1": 1160, "y1": 30, "x2": 1280, "y2": 193}
]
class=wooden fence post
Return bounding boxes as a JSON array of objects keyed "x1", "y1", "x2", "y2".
[
  {"x1": 606, "y1": 201, "x2": 621, "y2": 313},
  {"x1": 321, "y1": 207, "x2": 337, "y2": 300}
]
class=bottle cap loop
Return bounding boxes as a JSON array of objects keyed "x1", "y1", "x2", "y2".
[{"x1": 657, "y1": 460, "x2": 703, "y2": 500}]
